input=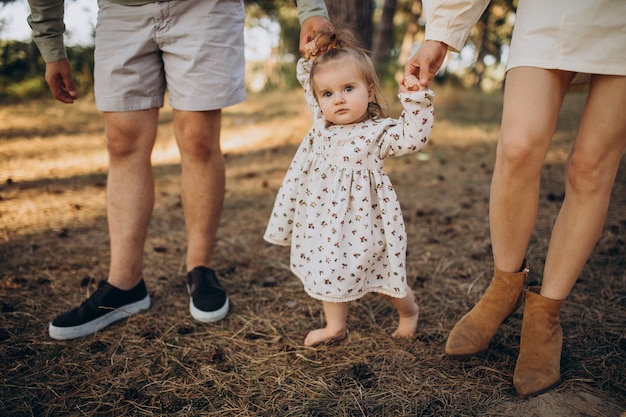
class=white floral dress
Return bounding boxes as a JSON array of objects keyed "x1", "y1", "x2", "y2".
[{"x1": 264, "y1": 58, "x2": 435, "y2": 303}]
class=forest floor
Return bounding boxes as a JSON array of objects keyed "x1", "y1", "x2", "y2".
[{"x1": 1, "y1": 86, "x2": 625, "y2": 416}]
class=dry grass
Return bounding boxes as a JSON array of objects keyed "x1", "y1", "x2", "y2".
[{"x1": 0, "y1": 87, "x2": 625, "y2": 416}]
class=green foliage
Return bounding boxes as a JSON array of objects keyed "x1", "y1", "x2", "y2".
[
  {"x1": 0, "y1": 40, "x2": 41, "y2": 80},
  {"x1": 0, "y1": 40, "x2": 44, "y2": 101},
  {"x1": 2, "y1": 75, "x2": 47, "y2": 100},
  {"x1": 244, "y1": 0, "x2": 302, "y2": 92},
  {"x1": 65, "y1": 44, "x2": 95, "y2": 97},
  {"x1": 0, "y1": 40, "x2": 94, "y2": 102}
]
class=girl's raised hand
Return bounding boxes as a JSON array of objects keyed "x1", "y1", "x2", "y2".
[
  {"x1": 304, "y1": 30, "x2": 339, "y2": 59},
  {"x1": 401, "y1": 74, "x2": 422, "y2": 92}
]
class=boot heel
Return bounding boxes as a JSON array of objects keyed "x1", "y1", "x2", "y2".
[{"x1": 514, "y1": 286, "x2": 564, "y2": 398}]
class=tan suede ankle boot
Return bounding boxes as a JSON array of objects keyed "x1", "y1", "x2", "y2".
[
  {"x1": 514, "y1": 286, "x2": 564, "y2": 399},
  {"x1": 444, "y1": 260, "x2": 529, "y2": 358}
]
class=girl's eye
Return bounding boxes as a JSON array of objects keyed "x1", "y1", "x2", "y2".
[
  {"x1": 323, "y1": 91, "x2": 332, "y2": 98},
  {"x1": 345, "y1": 86, "x2": 353, "y2": 92}
]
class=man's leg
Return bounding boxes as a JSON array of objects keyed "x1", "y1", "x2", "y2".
[
  {"x1": 173, "y1": 109, "x2": 229, "y2": 322},
  {"x1": 48, "y1": 110, "x2": 158, "y2": 340},
  {"x1": 106, "y1": 109, "x2": 159, "y2": 289},
  {"x1": 173, "y1": 109, "x2": 224, "y2": 270}
]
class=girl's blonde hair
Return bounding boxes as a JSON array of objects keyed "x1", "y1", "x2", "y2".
[{"x1": 310, "y1": 29, "x2": 388, "y2": 120}]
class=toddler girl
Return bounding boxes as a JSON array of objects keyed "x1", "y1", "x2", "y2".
[{"x1": 264, "y1": 30, "x2": 434, "y2": 346}]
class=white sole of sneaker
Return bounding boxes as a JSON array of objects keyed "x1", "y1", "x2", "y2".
[
  {"x1": 189, "y1": 296, "x2": 229, "y2": 323},
  {"x1": 48, "y1": 295, "x2": 151, "y2": 340}
]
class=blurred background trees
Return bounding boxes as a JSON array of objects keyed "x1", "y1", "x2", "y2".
[{"x1": 0, "y1": 0, "x2": 517, "y2": 102}]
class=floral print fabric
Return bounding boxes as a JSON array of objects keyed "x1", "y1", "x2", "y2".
[{"x1": 264, "y1": 58, "x2": 435, "y2": 302}]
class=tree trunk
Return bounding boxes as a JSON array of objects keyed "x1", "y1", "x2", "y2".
[
  {"x1": 473, "y1": 3, "x2": 492, "y2": 90},
  {"x1": 326, "y1": 0, "x2": 375, "y2": 50},
  {"x1": 371, "y1": 0, "x2": 398, "y2": 67},
  {"x1": 396, "y1": 0, "x2": 423, "y2": 83}
]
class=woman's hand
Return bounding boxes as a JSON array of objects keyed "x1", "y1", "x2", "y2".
[{"x1": 404, "y1": 40, "x2": 448, "y2": 89}]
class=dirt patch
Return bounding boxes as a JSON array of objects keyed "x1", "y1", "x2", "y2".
[{"x1": 1, "y1": 88, "x2": 624, "y2": 416}]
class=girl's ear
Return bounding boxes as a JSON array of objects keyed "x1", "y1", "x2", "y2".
[{"x1": 368, "y1": 84, "x2": 375, "y2": 102}]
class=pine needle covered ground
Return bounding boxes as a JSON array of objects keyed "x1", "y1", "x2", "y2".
[{"x1": 1, "y1": 87, "x2": 624, "y2": 416}]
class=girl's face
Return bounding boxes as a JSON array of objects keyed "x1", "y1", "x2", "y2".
[{"x1": 312, "y1": 58, "x2": 374, "y2": 126}]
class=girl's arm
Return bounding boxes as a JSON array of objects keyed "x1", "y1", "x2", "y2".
[
  {"x1": 378, "y1": 89, "x2": 435, "y2": 158},
  {"x1": 296, "y1": 58, "x2": 324, "y2": 121}
]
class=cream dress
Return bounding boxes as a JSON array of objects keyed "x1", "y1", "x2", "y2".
[
  {"x1": 424, "y1": 0, "x2": 626, "y2": 76},
  {"x1": 264, "y1": 59, "x2": 435, "y2": 303}
]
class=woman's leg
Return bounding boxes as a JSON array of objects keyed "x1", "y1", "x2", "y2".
[
  {"x1": 445, "y1": 67, "x2": 574, "y2": 358},
  {"x1": 490, "y1": 67, "x2": 574, "y2": 273},
  {"x1": 541, "y1": 74, "x2": 626, "y2": 300},
  {"x1": 514, "y1": 74, "x2": 626, "y2": 399},
  {"x1": 304, "y1": 301, "x2": 348, "y2": 346}
]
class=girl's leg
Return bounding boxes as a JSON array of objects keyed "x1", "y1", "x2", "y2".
[
  {"x1": 541, "y1": 74, "x2": 626, "y2": 300},
  {"x1": 385, "y1": 293, "x2": 419, "y2": 338},
  {"x1": 304, "y1": 301, "x2": 348, "y2": 346}
]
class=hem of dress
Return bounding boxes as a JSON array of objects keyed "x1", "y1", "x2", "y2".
[
  {"x1": 292, "y1": 268, "x2": 408, "y2": 303},
  {"x1": 506, "y1": 60, "x2": 626, "y2": 77},
  {"x1": 263, "y1": 235, "x2": 291, "y2": 247}
]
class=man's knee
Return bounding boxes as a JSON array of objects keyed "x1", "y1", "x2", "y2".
[
  {"x1": 105, "y1": 111, "x2": 158, "y2": 158},
  {"x1": 175, "y1": 111, "x2": 222, "y2": 158}
]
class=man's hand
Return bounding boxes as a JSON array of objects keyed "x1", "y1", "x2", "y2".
[
  {"x1": 299, "y1": 15, "x2": 334, "y2": 60},
  {"x1": 404, "y1": 40, "x2": 448, "y2": 89},
  {"x1": 45, "y1": 59, "x2": 78, "y2": 103}
]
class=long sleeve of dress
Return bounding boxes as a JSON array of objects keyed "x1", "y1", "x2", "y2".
[
  {"x1": 296, "y1": 58, "x2": 324, "y2": 123},
  {"x1": 378, "y1": 90, "x2": 435, "y2": 159},
  {"x1": 423, "y1": 0, "x2": 490, "y2": 52}
]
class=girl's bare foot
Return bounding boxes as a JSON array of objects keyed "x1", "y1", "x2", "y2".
[
  {"x1": 304, "y1": 327, "x2": 347, "y2": 347},
  {"x1": 391, "y1": 304, "x2": 419, "y2": 339}
]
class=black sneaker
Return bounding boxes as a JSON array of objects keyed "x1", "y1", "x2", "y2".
[
  {"x1": 49, "y1": 280, "x2": 151, "y2": 340},
  {"x1": 187, "y1": 267, "x2": 229, "y2": 322}
]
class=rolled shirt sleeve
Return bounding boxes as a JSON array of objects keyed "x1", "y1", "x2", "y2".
[
  {"x1": 290, "y1": 0, "x2": 329, "y2": 25},
  {"x1": 423, "y1": 0, "x2": 491, "y2": 52},
  {"x1": 27, "y1": 0, "x2": 67, "y2": 62}
]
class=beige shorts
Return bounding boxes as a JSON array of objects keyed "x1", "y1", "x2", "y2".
[{"x1": 94, "y1": 0, "x2": 246, "y2": 112}]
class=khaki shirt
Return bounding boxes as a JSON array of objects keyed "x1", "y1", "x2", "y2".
[{"x1": 27, "y1": 0, "x2": 329, "y2": 63}]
